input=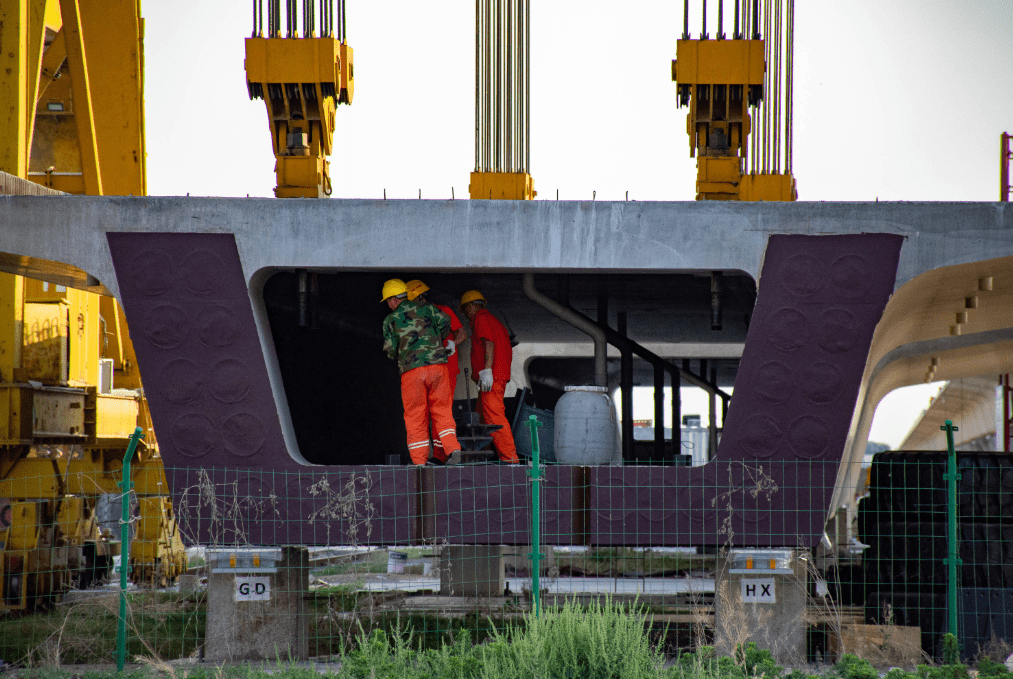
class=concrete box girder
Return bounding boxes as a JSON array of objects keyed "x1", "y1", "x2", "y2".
[{"x1": 1, "y1": 197, "x2": 1012, "y2": 546}]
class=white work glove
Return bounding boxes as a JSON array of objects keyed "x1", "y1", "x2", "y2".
[
  {"x1": 478, "y1": 368, "x2": 494, "y2": 392},
  {"x1": 445, "y1": 340, "x2": 456, "y2": 357}
]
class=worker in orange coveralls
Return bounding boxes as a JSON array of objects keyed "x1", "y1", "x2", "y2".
[
  {"x1": 460, "y1": 290, "x2": 519, "y2": 464},
  {"x1": 405, "y1": 279, "x2": 467, "y2": 463},
  {"x1": 381, "y1": 278, "x2": 462, "y2": 466}
]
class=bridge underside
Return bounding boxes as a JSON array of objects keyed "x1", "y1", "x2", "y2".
[{"x1": 0, "y1": 197, "x2": 1010, "y2": 546}]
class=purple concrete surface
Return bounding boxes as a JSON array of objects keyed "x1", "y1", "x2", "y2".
[{"x1": 109, "y1": 232, "x2": 901, "y2": 547}]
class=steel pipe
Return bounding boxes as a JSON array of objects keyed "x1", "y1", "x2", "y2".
[
  {"x1": 618, "y1": 312, "x2": 634, "y2": 460},
  {"x1": 654, "y1": 363, "x2": 665, "y2": 459},
  {"x1": 522, "y1": 273, "x2": 607, "y2": 387}
]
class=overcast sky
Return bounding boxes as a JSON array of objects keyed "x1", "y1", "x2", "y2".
[{"x1": 140, "y1": 0, "x2": 1011, "y2": 446}]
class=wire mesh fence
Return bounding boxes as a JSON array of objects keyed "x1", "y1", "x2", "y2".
[{"x1": 3, "y1": 433, "x2": 1013, "y2": 667}]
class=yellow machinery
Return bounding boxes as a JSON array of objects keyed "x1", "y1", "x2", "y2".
[
  {"x1": 245, "y1": 0, "x2": 354, "y2": 198},
  {"x1": 672, "y1": 0, "x2": 796, "y2": 201},
  {"x1": 0, "y1": 0, "x2": 184, "y2": 609},
  {"x1": 469, "y1": 0, "x2": 535, "y2": 200}
]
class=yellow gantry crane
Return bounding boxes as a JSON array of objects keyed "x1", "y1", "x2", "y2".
[
  {"x1": 0, "y1": 0, "x2": 184, "y2": 609},
  {"x1": 245, "y1": 0, "x2": 354, "y2": 198},
  {"x1": 672, "y1": 0, "x2": 797, "y2": 201}
]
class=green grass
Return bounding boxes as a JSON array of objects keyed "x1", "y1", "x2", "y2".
[
  {"x1": 5, "y1": 593, "x2": 1007, "y2": 679},
  {"x1": 0, "y1": 592, "x2": 205, "y2": 666}
]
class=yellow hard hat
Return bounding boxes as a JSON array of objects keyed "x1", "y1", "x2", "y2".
[
  {"x1": 381, "y1": 278, "x2": 408, "y2": 302},
  {"x1": 460, "y1": 289, "x2": 486, "y2": 309},
  {"x1": 405, "y1": 279, "x2": 430, "y2": 301}
]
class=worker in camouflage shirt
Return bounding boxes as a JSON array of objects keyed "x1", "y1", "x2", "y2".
[{"x1": 381, "y1": 278, "x2": 462, "y2": 465}]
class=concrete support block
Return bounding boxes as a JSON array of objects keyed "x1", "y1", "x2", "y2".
[
  {"x1": 715, "y1": 549, "x2": 808, "y2": 666},
  {"x1": 439, "y1": 545, "x2": 504, "y2": 597},
  {"x1": 205, "y1": 546, "x2": 309, "y2": 662}
]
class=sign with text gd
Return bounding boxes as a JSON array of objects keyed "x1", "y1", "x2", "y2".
[
  {"x1": 740, "y1": 578, "x2": 775, "y2": 603},
  {"x1": 235, "y1": 576, "x2": 271, "y2": 601}
]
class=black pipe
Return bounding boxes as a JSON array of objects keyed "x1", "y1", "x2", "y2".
[
  {"x1": 701, "y1": 0, "x2": 708, "y2": 39},
  {"x1": 341, "y1": 0, "x2": 346, "y2": 42},
  {"x1": 670, "y1": 368, "x2": 681, "y2": 460},
  {"x1": 752, "y1": 0, "x2": 760, "y2": 38},
  {"x1": 707, "y1": 362, "x2": 718, "y2": 459},
  {"x1": 683, "y1": 0, "x2": 690, "y2": 39},
  {"x1": 711, "y1": 271, "x2": 723, "y2": 331},
  {"x1": 297, "y1": 268, "x2": 308, "y2": 327},
  {"x1": 596, "y1": 292, "x2": 607, "y2": 327},
  {"x1": 309, "y1": 272, "x2": 319, "y2": 329},
  {"x1": 734, "y1": 0, "x2": 740, "y2": 38},
  {"x1": 618, "y1": 312, "x2": 634, "y2": 462},
  {"x1": 654, "y1": 363, "x2": 665, "y2": 460}
]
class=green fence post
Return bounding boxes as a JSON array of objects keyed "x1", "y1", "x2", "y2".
[
  {"x1": 117, "y1": 426, "x2": 144, "y2": 672},
  {"x1": 527, "y1": 415, "x2": 543, "y2": 618},
  {"x1": 941, "y1": 419, "x2": 961, "y2": 644}
]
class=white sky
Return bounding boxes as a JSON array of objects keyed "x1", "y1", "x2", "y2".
[{"x1": 140, "y1": 0, "x2": 1012, "y2": 447}]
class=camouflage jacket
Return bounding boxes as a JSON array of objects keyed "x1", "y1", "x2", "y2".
[{"x1": 382, "y1": 299, "x2": 451, "y2": 374}]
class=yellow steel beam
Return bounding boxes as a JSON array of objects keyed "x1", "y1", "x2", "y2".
[
  {"x1": 0, "y1": 458, "x2": 61, "y2": 499},
  {"x1": 64, "y1": 457, "x2": 167, "y2": 496},
  {"x1": 739, "y1": 173, "x2": 797, "y2": 201},
  {"x1": 0, "y1": 389, "x2": 33, "y2": 446},
  {"x1": 0, "y1": 0, "x2": 30, "y2": 177},
  {"x1": 76, "y1": 0, "x2": 145, "y2": 196},
  {"x1": 35, "y1": 29, "x2": 66, "y2": 104},
  {"x1": 57, "y1": 0, "x2": 102, "y2": 194},
  {"x1": 0, "y1": 273, "x2": 25, "y2": 384},
  {"x1": 8, "y1": 502, "x2": 40, "y2": 551},
  {"x1": 469, "y1": 172, "x2": 536, "y2": 200},
  {"x1": 24, "y1": 0, "x2": 48, "y2": 162},
  {"x1": 0, "y1": 456, "x2": 168, "y2": 499},
  {"x1": 674, "y1": 39, "x2": 764, "y2": 87}
]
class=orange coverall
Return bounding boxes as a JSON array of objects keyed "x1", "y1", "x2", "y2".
[
  {"x1": 402, "y1": 364, "x2": 460, "y2": 465},
  {"x1": 469, "y1": 308, "x2": 519, "y2": 463},
  {"x1": 431, "y1": 303, "x2": 464, "y2": 462}
]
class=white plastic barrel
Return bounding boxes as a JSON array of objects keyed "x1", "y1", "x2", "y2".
[{"x1": 553, "y1": 386, "x2": 619, "y2": 465}]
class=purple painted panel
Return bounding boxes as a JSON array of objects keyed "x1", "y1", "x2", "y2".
[
  {"x1": 431, "y1": 466, "x2": 531, "y2": 544},
  {"x1": 108, "y1": 233, "x2": 415, "y2": 545},
  {"x1": 164, "y1": 465, "x2": 414, "y2": 546},
  {"x1": 541, "y1": 466, "x2": 587, "y2": 546},
  {"x1": 590, "y1": 234, "x2": 903, "y2": 547},
  {"x1": 423, "y1": 466, "x2": 583, "y2": 545},
  {"x1": 108, "y1": 233, "x2": 285, "y2": 468}
]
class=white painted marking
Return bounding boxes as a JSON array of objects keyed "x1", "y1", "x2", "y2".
[
  {"x1": 740, "y1": 578, "x2": 776, "y2": 604},
  {"x1": 235, "y1": 576, "x2": 271, "y2": 601}
]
